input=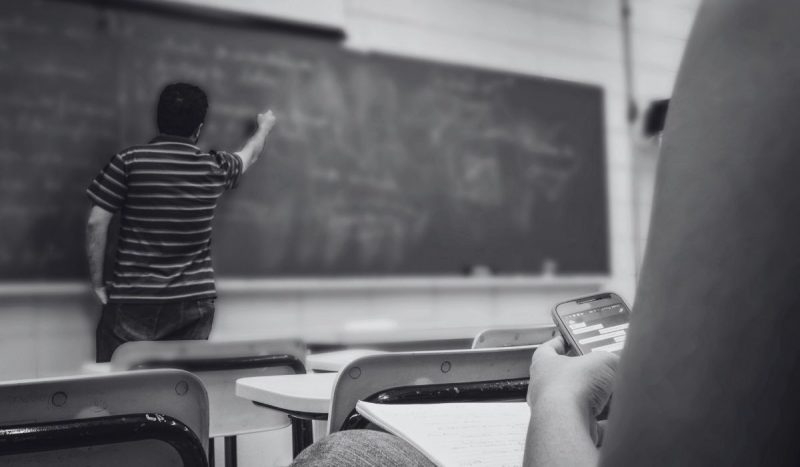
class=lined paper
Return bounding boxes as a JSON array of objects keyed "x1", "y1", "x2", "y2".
[{"x1": 356, "y1": 401, "x2": 530, "y2": 467}]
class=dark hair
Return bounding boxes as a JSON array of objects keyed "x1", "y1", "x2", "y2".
[
  {"x1": 643, "y1": 99, "x2": 670, "y2": 137},
  {"x1": 157, "y1": 83, "x2": 208, "y2": 137}
]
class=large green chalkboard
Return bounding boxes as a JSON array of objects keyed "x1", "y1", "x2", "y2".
[{"x1": 0, "y1": 0, "x2": 608, "y2": 279}]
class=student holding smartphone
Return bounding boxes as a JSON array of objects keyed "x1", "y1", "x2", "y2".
[
  {"x1": 525, "y1": 0, "x2": 800, "y2": 465},
  {"x1": 293, "y1": 0, "x2": 800, "y2": 465}
]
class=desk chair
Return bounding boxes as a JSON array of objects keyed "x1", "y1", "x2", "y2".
[
  {"x1": 111, "y1": 339, "x2": 306, "y2": 467},
  {"x1": 328, "y1": 346, "x2": 537, "y2": 434},
  {"x1": 471, "y1": 325, "x2": 556, "y2": 349},
  {"x1": 0, "y1": 369, "x2": 208, "y2": 466}
]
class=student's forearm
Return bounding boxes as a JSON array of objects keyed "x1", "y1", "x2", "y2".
[{"x1": 524, "y1": 393, "x2": 599, "y2": 467}]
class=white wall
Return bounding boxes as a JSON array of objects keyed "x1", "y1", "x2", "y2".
[
  {"x1": 629, "y1": 0, "x2": 700, "y2": 265},
  {"x1": 0, "y1": 0, "x2": 700, "y2": 381}
]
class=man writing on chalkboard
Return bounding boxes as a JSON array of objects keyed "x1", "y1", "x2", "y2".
[{"x1": 85, "y1": 83, "x2": 276, "y2": 362}]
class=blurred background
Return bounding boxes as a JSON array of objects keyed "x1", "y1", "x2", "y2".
[{"x1": 0, "y1": 0, "x2": 696, "y2": 380}]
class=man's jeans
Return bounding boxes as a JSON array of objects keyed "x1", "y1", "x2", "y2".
[{"x1": 96, "y1": 299, "x2": 215, "y2": 363}]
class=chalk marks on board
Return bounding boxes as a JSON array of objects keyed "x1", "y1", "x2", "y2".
[
  {"x1": 296, "y1": 197, "x2": 428, "y2": 270},
  {"x1": 411, "y1": 71, "x2": 580, "y2": 232}
]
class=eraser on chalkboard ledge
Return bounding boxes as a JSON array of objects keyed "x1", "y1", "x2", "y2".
[
  {"x1": 463, "y1": 264, "x2": 493, "y2": 277},
  {"x1": 542, "y1": 259, "x2": 558, "y2": 277}
]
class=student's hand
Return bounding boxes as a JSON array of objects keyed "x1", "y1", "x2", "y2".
[
  {"x1": 527, "y1": 336, "x2": 619, "y2": 418},
  {"x1": 257, "y1": 110, "x2": 276, "y2": 131},
  {"x1": 93, "y1": 286, "x2": 108, "y2": 305}
]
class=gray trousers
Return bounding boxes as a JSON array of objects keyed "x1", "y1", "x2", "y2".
[{"x1": 292, "y1": 430, "x2": 435, "y2": 467}]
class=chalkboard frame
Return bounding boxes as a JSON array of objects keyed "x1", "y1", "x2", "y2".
[
  {"x1": 58, "y1": 0, "x2": 346, "y2": 41},
  {"x1": 1, "y1": 0, "x2": 612, "y2": 286}
]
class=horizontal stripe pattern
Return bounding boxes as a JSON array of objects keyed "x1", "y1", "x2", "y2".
[{"x1": 86, "y1": 136, "x2": 243, "y2": 303}]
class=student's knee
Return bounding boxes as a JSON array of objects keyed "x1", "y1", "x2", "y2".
[{"x1": 292, "y1": 430, "x2": 435, "y2": 467}]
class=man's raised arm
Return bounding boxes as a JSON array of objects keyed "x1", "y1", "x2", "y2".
[{"x1": 236, "y1": 110, "x2": 276, "y2": 173}]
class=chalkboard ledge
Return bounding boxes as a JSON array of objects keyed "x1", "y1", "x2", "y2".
[
  {"x1": 216, "y1": 276, "x2": 606, "y2": 293},
  {"x1": 0, "y1": 276, "x2": 606, "y2": 297}
]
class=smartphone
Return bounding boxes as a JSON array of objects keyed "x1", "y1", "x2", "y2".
[{"x1": 552, "y1": 292, "x2": 631, "y2": 355}]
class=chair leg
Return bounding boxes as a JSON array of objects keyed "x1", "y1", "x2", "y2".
[
  {"x1": 209, "y1": 438, "x2": 215, "y2": 467},
  {"x1": 289, "y1": 416, "x2": 314, "y2": 458},
  {"x1": 224, "y1": 435, "x2": 237, "y2": 467}
]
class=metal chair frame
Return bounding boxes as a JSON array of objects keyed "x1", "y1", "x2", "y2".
[
  {"x1": 115, "y1": 341, "x2": 307, "y2": 467},
  {"x1": 0, "y1": 413, "x2": 207, "y2": 467}
]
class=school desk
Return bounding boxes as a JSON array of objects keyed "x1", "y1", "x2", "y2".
[{"x1": 236, "y1": 373, "x2": 336, "y2": 456}]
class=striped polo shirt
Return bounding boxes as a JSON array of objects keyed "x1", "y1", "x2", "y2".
[{"x1": 86, "y1": 135, "x2": 243, "y2": 303}]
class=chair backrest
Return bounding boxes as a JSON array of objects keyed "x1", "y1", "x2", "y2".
[
  {"x1": 471, "y1": 325, "x2": 556, "y2": 349},
  {"x1": 111, "y1": 339, "x2": 306, "y2": 438},
  {"x1": 328, "y1": 346, "x2": 536, "y2": 433},
  {"x1": 0, "y1": 369, "x2": 208, "y2": 466}
]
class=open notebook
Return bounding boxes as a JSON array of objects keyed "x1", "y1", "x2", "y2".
[{"x1": 356, "y1": 401, "x2": 530, "y2": 467}]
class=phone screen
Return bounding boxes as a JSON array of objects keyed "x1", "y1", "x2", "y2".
[{"x1": 562, "y1": 303, "x2": 630, "y2": 354}]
